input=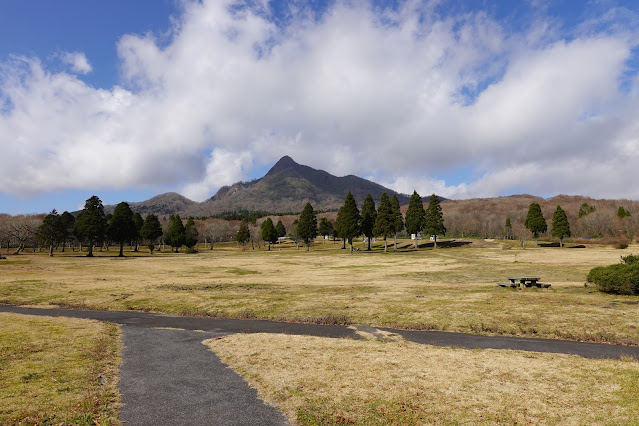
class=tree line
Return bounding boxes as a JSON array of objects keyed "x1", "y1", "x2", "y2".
[{"x1": 1, "y1": 194, "x2": 637, "y2": 257}]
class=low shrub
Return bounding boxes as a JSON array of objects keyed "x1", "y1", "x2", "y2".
[
  {"x1": 621, "y1": 254, "x2": 639, "y2": 265},
  {"x1": 617, "y1": 243, "x2": 629, "y2": 249},
  {"x1": 587, "y1": 262, "x2": 639, "y2": 295},
  {"x1": 184, "y1": 247, "x2": 198, "y2": 254}
]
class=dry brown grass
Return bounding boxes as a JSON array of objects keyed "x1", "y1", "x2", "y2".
[
  {"x1": 0, "y1": 313, "x2": 121, "y2": 424},
  {"x1": 205, "y1": 333, "x2": 639, "y2": 425},
  {"x1": 1, "y1": 240, "x2": 638, "y2": 343}
]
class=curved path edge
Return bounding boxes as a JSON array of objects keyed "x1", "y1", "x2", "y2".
[{"x1": 1, "y1": 304, "x2": 638, "y2": 360}]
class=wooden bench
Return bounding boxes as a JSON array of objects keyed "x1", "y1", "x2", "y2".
[{"x1": 497, "y1": 283, "x2": 519, "y2": 288}]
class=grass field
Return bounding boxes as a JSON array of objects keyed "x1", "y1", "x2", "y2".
[
  {"x1": 206, "y1": 332, "x2": 639, "y2": 425},
  {"x1": 1, "y1": 239, "x2": 638, "y2": 344},
  {"x1": 0, "y1": 313, "x2": 121, "y2": 425}
]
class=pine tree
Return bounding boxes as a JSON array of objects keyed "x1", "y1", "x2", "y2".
[
  {"x1": 578, "y1": 203, "x2": 596, "y2": 218},
  {"x1": 36, "y1": 210, "x2": 65, "y2": 257},
  {"x1": 336, "y1": 191, "x2": 361, "y2": 252},
  {"x1": 424, "y1": 194, "x2": 446, "y2": 248},
  {"x1": 297, "y1": 203, "x2": 318, "y2": 251},
  {"x1": 373, "y1": 192, "x2": 393, "y2": 252},
  {"x1": 618, "y1": 206, "x2": 631, "y2": 218},
  {"x1": 132, "y1": 212, "x2": 144, "y2": 251},
  {"x1": 505, "y1": 217, "x2": 512, "y2": 240},
  {"x1": 390, "y1": 194, "x2": 404, "y2": 249},
  {"x1": 109, "y1": 202, "x2": 137, "y2": 257},
  {"x1": 360, "y1": 194, "x2": 377, "y2": 251},
  {"x1": 184, "y1": 217, "x2": 199, "y2": 249},
  {"x1": 236, "y1": 220, "x2": 250, "y2": 251},
  {"x1": 551, "y1": 205, "x2": 571, "y2": 247},
  {"x1": 261, "y1": 218, "x2": 278, "y2": 250},
  {"x1": 318, "y1": 217, "x2": 334, "y2": 244},
  {"x1": 60, "y1": 211, "x2": 75, "y2": 252},
  {"x1": 168, "y1": 214, "x2": 186, "y2": 252},
  {"x1": 140, "y1": 214, "x2": 163, "y2": 253},
  {"x1": 275, "y1": 220, "x2": 286, "y2": 238},
  {"x1": 405, "y1": 191, "x2": 426, "y2": 249},
  {"x1": 74, "y1": 195, "x2": 107, "y2": 257},
  {"x1": 524, "y1": 203, "x2": 547, "y2": 246}
]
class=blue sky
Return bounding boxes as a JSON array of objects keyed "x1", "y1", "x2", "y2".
[{"x1": 2, "y1": 0, "x2": 639, "y2": 214}]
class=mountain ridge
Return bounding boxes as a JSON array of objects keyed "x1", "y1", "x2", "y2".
[{"x1": 110, "y1": 156, "x2": 412, "y2": 216}]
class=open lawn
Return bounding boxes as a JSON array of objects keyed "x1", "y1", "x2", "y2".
[
  {"x1": 0, "y1": 313, "x2": 121, "y2": 425},
  {"x1": 1, "y1": 239, "x2": 639, "y2": 344},
  {"x1": 206, "y1": 332, "x2": 639, "y2": 425}
]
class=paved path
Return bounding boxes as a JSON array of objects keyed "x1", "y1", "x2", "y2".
[
  {"x1": 3, "y1": 305, "x2": 639, "y2": 424},
  {"x1": 119, "y1": 327, "x2": 287, "y2": 425},
  {"x1": 2, "y1": 305, "x2": 638, "y2": 360}
]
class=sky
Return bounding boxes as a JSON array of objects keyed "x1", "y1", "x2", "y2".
[{"x1": 2, "y1": 0, "x2": 639, "y2": 214}]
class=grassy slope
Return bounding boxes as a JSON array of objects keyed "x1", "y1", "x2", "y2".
[
  {"x1": 0, "y1": 313, "x2": 121, "y2": 424},
  {"x1": 207, "y1": 333, "x2": 639, "y2": 425},
  {"x1": 1, "y1": 239, "x2": 638, "y2": 344}
]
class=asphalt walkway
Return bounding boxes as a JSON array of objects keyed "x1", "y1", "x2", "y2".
[{"x1": 3, "y1": 305, "x2": 639, "y2": 424}]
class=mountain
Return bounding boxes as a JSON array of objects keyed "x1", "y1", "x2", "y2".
[
  {"x1": 105, "y1": 192, "x2": 197, "y2": 216},
  {"x1": 185, "y1": 156, "x2": 410, "y2": 215}
]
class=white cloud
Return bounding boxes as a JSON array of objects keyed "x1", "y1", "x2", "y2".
[
  {"x1": 1, "y1": 0, "x2": 639, "y2": 202},
  {"x1": 60, "y1": 51, "x2": 93, "y2": 74}
]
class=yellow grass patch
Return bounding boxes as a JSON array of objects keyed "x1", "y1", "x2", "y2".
[
  {"x1": 206, "y1": 333, "x2": 639, "y2": 425},
  {"x1": 1, "y1": 241, "x2": 638, "y2": 343},
  {"x1": 0, "y1": 313, "x2": 121, "y2": 425}
]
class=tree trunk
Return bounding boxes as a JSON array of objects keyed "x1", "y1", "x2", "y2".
[
  {"x1": 560, "y1": 239, "x2": 563, "y2": 248},
  {"x1": 267, "y1": 242, "x2": 271, "y2": 251},
  {"x1": 342, "y1": 238, "x2": 346, "y2": 249},
  {"x1": 119, "y1": 241, "x2": 124, "y2": 257},
  {"x1": 394, "y1": 233, "x2": 398, "y2": 249},
  {"x1": 306, "y1": 243, "x2": 309, "y2": 251},
  {"x1": 350, "y1": 241, "x2": 354, "y2": 253},
  {"x1": 384, "y1": 237, "x2": 387, "y2": 253},
  {"x1": 414, "y1": 238, "x2": 418, "y2": 249},
  {"x1": 367, "y1": 237, "x2": 371, "y2": 251},
  {"x1": 49, "y1": 244, "x2": 53, "y2": 257},
  {"x1": 87, "y1": 241, "x2": 94, "y2": 257},
  {"x1": 433, "y1": 236, "x2": 438, "y2": 248}
]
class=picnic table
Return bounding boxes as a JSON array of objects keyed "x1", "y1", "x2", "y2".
[{"x1": 498, "y1": 277, "x2": 551, "y2": 288}]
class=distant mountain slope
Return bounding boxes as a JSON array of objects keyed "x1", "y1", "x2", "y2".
[
  {"x1": 186, "y1": 156, "x2": 410, "y2": 215},
  {"x1": 105, "y1": 192, "x2": 196, "y2": 216}
]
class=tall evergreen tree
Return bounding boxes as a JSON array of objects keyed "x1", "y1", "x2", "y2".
[
  {"x1": 184, "y1": 217, "x2": 199, "y2": 249},
  {"x1": 275, "y1": 220, "x2": 286, "y2": 238},
  {"x1": 36, "y1": 210, "x2": 65, "y2": 257},
  {"x1": 109, "y1": 202, "x2": 137, "y2": 257},
  {"x1": 551, "y1": 205, "x2": 571, "y2": 247},
  {"x1": 505, "y1": 217, "x2": 512, "y2": 240},
  {"x1": 424, "y1": 194, "x2": 446, "y2": 248},
  {"x1": 373, "y1": 192, "x2": 393, "y2": 252},
  {"x1": 132, "y1": 212, "x2": 144, "y2": 252},
  {"x1": 168, "y1": 214, "x2": 186, "y2": 252},
  {"x1": 390, "y1": 194, "x2": 404, "y2": 249},
  {"x1": 318, "y1": 217, "x2": 334, "y2": 244},
  {"x1": 140, "y1": 214, "x2": 163, "y2": 252},
  {"x1": 60, "y1": 211, "x2": 75, "y2": 252},
  {"x1": 524, "y1": 203, "x2": 547, "y2": 246},
  {"x1": 336, "y1": 191, "x2": 361, "y2": 252},
  {"x1": 297, "y1": 203, "x2": 318, "y2": 251},
  {"x1": 74, "y1": 195, "x2": 107, "y2": 257},
  {"x1": 236, "y1": 220, "x2": 250, "y2": 251},
  {"x1": 261, "y1": 218, "x2": 278, "y2": 250},
  {"x1": 360, "y1": 194, "x2": 377, "y2": 251},
  {"x1": 405, "y1": 191, "x2": 426, "y2": 249}
]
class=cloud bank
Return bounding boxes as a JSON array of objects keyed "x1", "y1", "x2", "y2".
[{"x1": 1, "y1": 0, "x2": 639, "y2": 201}]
